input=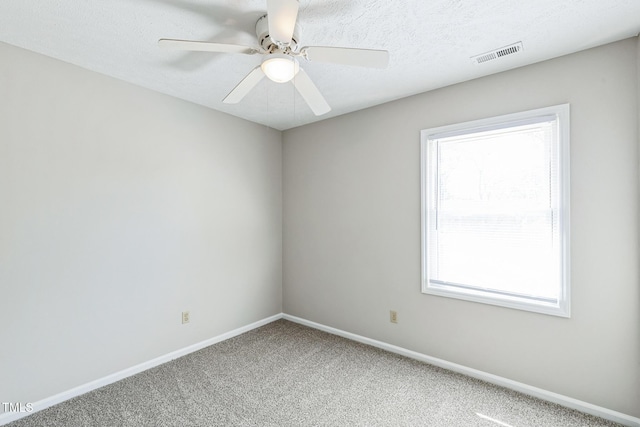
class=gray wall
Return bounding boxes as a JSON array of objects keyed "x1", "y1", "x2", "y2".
[
  {"x1": 0, "y1": 42, "x2": 282, "y2": 406},
  {"x1": 283, "y1": 38, "x2": 640, "y2": 416}
]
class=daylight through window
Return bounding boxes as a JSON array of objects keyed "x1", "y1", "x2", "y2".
[{"x1": 420, "y1": 105, "x2": 570, "y2": 316}]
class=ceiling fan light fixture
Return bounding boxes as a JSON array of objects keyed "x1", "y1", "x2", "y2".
[{"x1": 261, "y1": 54, "x2": 299, "y2": 83}]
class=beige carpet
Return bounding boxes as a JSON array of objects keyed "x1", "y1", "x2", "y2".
[{"x1": 7, "y1": 320, "x2": 620, "y2": 426}]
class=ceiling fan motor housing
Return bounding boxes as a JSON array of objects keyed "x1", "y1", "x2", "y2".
[{"x1": 256, "y1": 15, "x2": 299, "y2": 52}]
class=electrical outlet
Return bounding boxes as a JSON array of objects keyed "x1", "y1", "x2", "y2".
[
  {"x1": 390, "y1": 310, "x2": 398, "y2": 324},
  {"x1": 182, "y1": 311, "x2": 190, "y2": 324}
]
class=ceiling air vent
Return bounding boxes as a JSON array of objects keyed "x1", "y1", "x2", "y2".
[{"x1": 472, "y1": 42, "x2": 523, "y2": 64}]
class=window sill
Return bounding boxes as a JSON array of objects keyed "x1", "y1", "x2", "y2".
[{"x1": 422, "y1": 283, "x2": 570, "y2": 318}]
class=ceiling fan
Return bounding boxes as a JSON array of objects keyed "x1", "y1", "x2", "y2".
[{"x1": 158, "y1": 0, "x2": 389, "y2": 116}]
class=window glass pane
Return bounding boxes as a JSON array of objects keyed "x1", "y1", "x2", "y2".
[{"x1": 430, "y1": 122, "x2": 558, "y2": 301}]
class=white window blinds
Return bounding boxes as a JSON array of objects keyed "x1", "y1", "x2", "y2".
[{"x1": 421, "y1": 105, "x2": 570, "y2": 316}]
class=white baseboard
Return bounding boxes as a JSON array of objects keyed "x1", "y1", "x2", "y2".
[
  {"x1": 282, "y1": 314, "x2": 640, "y2": 427},
  {"x1": 0, "y1": 313, "x2": 283, "y2": 426}
]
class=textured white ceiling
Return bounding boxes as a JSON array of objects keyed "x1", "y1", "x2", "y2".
[{"x1": 1, "y1": 0, "x2": 639, "y2": 130}]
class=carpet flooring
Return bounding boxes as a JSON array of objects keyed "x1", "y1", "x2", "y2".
[{"x1": 7, "y1": 319, "x2": 621, "y2": 426}]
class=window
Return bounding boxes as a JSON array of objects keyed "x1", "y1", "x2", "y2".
[{"x1": 420, "y1": 105, "x2": 570, "y2": 317}]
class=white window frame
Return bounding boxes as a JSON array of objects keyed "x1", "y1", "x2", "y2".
[{"x1": 420, "y1": 104, "x2": 570, "y2": 317}]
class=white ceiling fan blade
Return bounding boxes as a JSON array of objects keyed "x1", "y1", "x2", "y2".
[
  {"x1": 302, "y1": 46, "x2": 389, "y2": 68},
  {"x1": 223, "y1": 66, "x2": 265, "y2": 104},
  {"x1": 267, "y1": 0, "x2": 299, "y2": 45},
  {"x1": 291, "y1": 69, "x2": 331, "y2": 116},
  {"x1": 158, "y1": 39, "x2": 258, "y2": 55}
]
